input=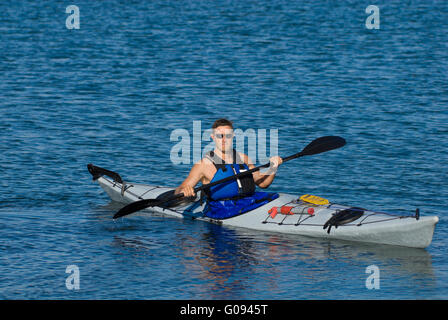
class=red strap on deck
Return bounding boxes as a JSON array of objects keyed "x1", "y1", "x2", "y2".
[
  {"x1": 268, "y1": 207, "x2": 278, "y2": 218},
  {"x1": 280, "y1": 206, "x2": 294, "y2": 215}
]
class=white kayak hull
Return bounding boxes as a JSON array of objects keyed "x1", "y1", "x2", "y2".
[{"x1": 94, "y1": 176, "x2": 438, "y2": 249}]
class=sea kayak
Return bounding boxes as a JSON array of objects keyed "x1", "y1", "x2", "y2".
[{"x1": 88, "y1": 164, "x2": 438, "y2": 249}]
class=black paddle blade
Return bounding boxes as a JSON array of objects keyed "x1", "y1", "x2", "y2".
[
  {"x1": 87, "y1": 163, "x2": 123, "y2": 183},
  {"x1": 300, "y1": 136, "x2": 346, "y2": 156},
  {"x1": 155, "y1": 190, "x2": 197, "y2": 208},
  {"x1": 113, "y1": 199, "x2": 159, "y2": 219}
]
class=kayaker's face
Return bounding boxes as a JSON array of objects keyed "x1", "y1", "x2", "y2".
[{"x1": 212, "y1": 126, "x2": 234, "y2": 153}]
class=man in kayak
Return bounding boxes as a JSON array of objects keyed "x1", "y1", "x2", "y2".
[{"x1": 175, "y1": 118, "x2": 282, "y2": 219}]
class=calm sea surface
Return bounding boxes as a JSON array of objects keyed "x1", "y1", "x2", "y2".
[{"x1": 0, "y1": 0, "x2": 447, "y2": 299}]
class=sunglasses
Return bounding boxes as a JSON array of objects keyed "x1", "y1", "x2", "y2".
[{"x1": 214, "y1": 133, "x2": 234, "y2": 139}]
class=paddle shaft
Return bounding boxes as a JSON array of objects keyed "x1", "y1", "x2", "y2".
[
  {"x1": 193, "y1": 154, "x2": 299, "y2": 193},
  {"x1": 150, "y1": 151, "x2": 303, "y2": 204}
]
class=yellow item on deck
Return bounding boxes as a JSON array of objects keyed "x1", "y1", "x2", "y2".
[{"x1": 299, "y1": 194, "x2": 329, "y2": 205}]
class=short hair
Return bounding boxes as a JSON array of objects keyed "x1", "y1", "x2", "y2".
[{"x1": 212, "y1": 118, "x2": 233, "y2": 130}]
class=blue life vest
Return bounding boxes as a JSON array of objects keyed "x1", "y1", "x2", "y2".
[{"x1": 202, "y1": 149, "x2": 279, "y2": 219}]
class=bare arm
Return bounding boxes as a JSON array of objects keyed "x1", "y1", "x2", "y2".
[
  {"x1": 242, "y1": 154, "x2": 282, "y2": 189},
  {"x1": 174, "y1": 161, "x2": 204, "y2": 197}
]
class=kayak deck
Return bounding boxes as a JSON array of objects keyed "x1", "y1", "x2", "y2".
[{"x1": 93, "y1": 174, "x2": 438, "y2": 249}]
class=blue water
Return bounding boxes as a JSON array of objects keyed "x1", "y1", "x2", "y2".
[{"x1": 1, "y1": 0, "x2": 447, "y2": 299}]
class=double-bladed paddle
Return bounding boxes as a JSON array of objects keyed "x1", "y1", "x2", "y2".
[{"x1": 113, "y1": 136, "x2": 346, "y2": 219}]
